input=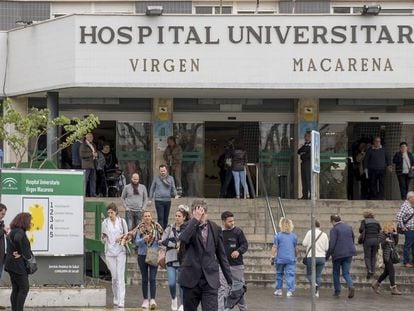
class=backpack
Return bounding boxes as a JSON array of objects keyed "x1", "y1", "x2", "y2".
[{"x1": 178, "y1": 221, "x2": 220, "y2": 265}]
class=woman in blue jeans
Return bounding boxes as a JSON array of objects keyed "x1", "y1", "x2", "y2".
[
  {"x1": 161, "y1": 205, "x2": 190, "y2": 311},
  {"x1": 231, "y1": 145, "x2": 249, "y2": 199},
  {"x1": 302, "y1": 220, "x2": 329, "y2": 297},
  {"x1": 133, "y1": 210, "x2": 163, "y2": 310}
]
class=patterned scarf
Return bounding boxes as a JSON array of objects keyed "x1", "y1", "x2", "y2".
[{"x1": 137, "y1": 221, "x2": 163, "y2": 246}]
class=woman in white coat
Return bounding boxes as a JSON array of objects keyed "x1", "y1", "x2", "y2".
[{"x1": 102, "y1": 202, "x2": 128, "y2": 308}]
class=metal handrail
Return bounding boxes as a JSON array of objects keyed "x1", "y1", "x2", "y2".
[
  {"x1": 258, "y1": 167, "x2": 277, "y2": 235},
  {"x1": 277, "y1": 196, "x2": 286, "y2": 219}
]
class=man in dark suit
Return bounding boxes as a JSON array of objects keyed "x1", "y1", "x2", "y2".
[{"x1": 178, "y1": 199, "x2": 233, "y2": 311}]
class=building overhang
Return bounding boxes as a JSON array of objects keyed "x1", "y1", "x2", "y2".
[{"x1": 1, "y1": 14, "x2": 414, "y2": 98}]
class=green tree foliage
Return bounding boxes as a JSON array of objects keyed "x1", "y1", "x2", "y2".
[{"x1": 0, "y1": 98, "x2": 100, "y2": 168}]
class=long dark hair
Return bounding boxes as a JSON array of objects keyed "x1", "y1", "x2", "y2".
[{"x1": 10, "y1": 212, "x2": 32, "y2": 231}]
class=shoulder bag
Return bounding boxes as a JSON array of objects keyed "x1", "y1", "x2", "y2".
[
  {"x1": 302, "y1": 231, "x2": 323, "y2": 265},
  {"x1": 145, "y1": 226, "x2": 160, "y2": 267},
  {"x1": 390, "y1": 246, "x2": 400, "y2": 264},
  {"x1": 397, "y1": 211, "x2": 414, "y2": 234}
]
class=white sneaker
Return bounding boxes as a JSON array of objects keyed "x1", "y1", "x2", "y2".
[
  {"x1": 113, "y1": 298, "x2": 119, "y2": 306},
  {"x1": 150, "y1": 299, "x2": 157, "y2": 310},
  {"x1": 141, "y1": 299, "x2": 149, "y2": 309},
  {"x1": 273, "y1": 289, "x2": 283, "y2": 296},
  {"x1": 315, "y1": 290, "x2": 319, "y2": 298},
  {"x1": 287, "y1": 291, "x2": 293, "y2": 297},
  {"x1": 171, "y1": 297, "x2": 178, "y2": 310},
  {"x1": 178, "y1": 305, "x2": 184, "y2": 311}
]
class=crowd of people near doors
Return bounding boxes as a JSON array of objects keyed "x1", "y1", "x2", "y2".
[{"x1": 351, "y1": 137, "x2": 414, "y2": 200}]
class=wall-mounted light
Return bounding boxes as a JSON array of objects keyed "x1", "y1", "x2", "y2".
[
  {"x1": 146, "y1": 6, "x2": 163, "y2": 16},
  {"x1": 361, "y1": 5, "x2": 381, "y2": 16}
]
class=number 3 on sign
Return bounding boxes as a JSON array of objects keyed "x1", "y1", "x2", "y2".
[{"x1": 49, "y1": 202, "x2": 54, "y2": 238}]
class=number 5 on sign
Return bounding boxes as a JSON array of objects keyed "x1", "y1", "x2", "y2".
[{"x1": 311, "y1": 130, "x2": 320, "y2": 174}]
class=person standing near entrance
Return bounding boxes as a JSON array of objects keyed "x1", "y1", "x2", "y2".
[
  {"x1": 219, "y1": 211, "x2": 248, "y2": 311},
  {"x1": 149, "y1": 165, "x2": 178, "y2": 229},
  {"x1": 231, "y1": 144, "x2": 249, "y2": 199},
  {"x1": 80, "y1": 132, "x2": 98, "y2": 197},
  {"x1": 121, "y1": 173, "x2": 148, "y2": 230},
  {"x1": 297, "y1": 131, "x2": 311, "y2": 200},
  {"x1": 164, "y1": 136, "x2": 183, "y2": 197},
  {"x1": 392, "y1": 142, "x2": 414, "y2": 200},
  {"x1": 326, "y1": 214, "x2": 357, "y2": 299},
  {"x1": 396, "y1": 191, "x2": 414, "y2": 268},
  {"x1": 359, "y1": 209, "x2": 381, "y2": 280},
  {"x1": 363, "y1": 136, "x2": 392, "y2": 200}
]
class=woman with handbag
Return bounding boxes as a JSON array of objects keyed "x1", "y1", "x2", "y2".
[
  {"x1": 392, "y1": 142, "x2": 414, "y2": 200},
  {"x1": 359, "y1": 209, "x2": 381, "y2": 280},
  {"x1": 302, "y1": 220, "x2": 329, "y2": 298},
  {"x1": 161, "y1": 205, "x2": 189, "y2": 311},
  {"x1": 5, "y1": 212, "x2": 34, "y2": 311},
  {"x1": 101, "y1": 203, "x2": 128, "y2": 308},
  {"x1": 372, "y1": 222, "x2": 402, "y2": 295},
  {"x1": 134, "y1": 209, "x2": 163, "y2": 309}
]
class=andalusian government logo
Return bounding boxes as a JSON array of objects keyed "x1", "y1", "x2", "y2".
[{"x1": 1, "y1": 177, "x2": 18, "y2": 191}]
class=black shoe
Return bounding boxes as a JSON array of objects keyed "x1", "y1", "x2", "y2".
[
  {"x1": 366, "y1": 272, "x2": 371, "y2": 280},
  {"x1": 333, "y1": 291, "x2": 340, "y2": 297},
  {"x1": 348, "y1": 287, "x2": 355, "y2": 299}
]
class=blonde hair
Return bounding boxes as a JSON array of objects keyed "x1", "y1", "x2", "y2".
[
  {"x1": 363, "y1": 209, "x2": 375, "y2": 219},
  {"x1": 279, "y1": 218, "x2": 294, "y2": 233},
  {"x1": 382, "y1": 222, "x2": 395, "y2": 233}
]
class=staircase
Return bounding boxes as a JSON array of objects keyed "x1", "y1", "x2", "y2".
[{"x1": 85, "y1": 198, "x2": 414, "y2": 291}]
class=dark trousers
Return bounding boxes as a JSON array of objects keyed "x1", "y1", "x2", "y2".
[
  {"x1": 182, "y1": 275, "x2": 218, "y2": 311},
  {"x1": 155, "y1": 201, "x2": 171, "y2": 230},
  {"x1": 9, "y1": 271, "x2": 29, "y2": 311},
  {"x1": 85, "y1": 168, "x2": 97, "y2": 197},
  {"x1": 137, "y1": 255, "x2": 158, "y2": 300},
  {"x1": 397, "y1": 174, "x2": 410, "y2": 200},
  {"x1": 378, "y1": 260, "x2": 395, "y2": 286},
  {"x1": 363, "y1": 238, "x2": 379, "y2": 273},
  {"x1": 368, "y1": 169, "x2": 385, "y2": 200},
  {"x1": 219, "y1": 169, "x2": 234, "y2": 198},
  {"x1": 301, "y1": 162, "x2": 311, "y2": 199},
  {"x1": 96, "y1": 170, "x2": 107, "y2": 197}
]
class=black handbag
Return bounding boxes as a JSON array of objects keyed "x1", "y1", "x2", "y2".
[
  {"x1": 408, "y1": 168, "x2": 414, "y2": 179},
  {"x1": 23, "y1": 252, "x2": 38, "y2": 275},
  {"x1": 390, "y1": 247, "x2": 400, "y2": 264}
]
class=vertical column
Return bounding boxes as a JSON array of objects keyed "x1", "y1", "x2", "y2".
[
  {"x1": 151, "y1": 98, "x2": 173, "y2": 177},
  {"x1": 295, "y1": 98, "x2": 319, "y2": 199},
  {"x1": 47, "y1": 92, "x2": 59, "y2": 164},
  {"x1": 3, "y1": 97, "x2": 28, "y2": 165}
]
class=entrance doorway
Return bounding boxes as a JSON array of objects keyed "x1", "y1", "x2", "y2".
[
  {"x1": 348, "y1": 122, "x2": 401, "y2": 200},
  {"x1": 204, "y1": 122, "x2": 259, "y2": 198}
]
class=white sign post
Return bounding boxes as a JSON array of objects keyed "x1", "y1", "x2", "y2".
[{"x1": 310, "y1": 130, "x2": 320, "y2": 311}]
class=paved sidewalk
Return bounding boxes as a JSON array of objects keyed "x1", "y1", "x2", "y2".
[{"x1": 19, "y1": 282, "x2": 414, "y2": 311}]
